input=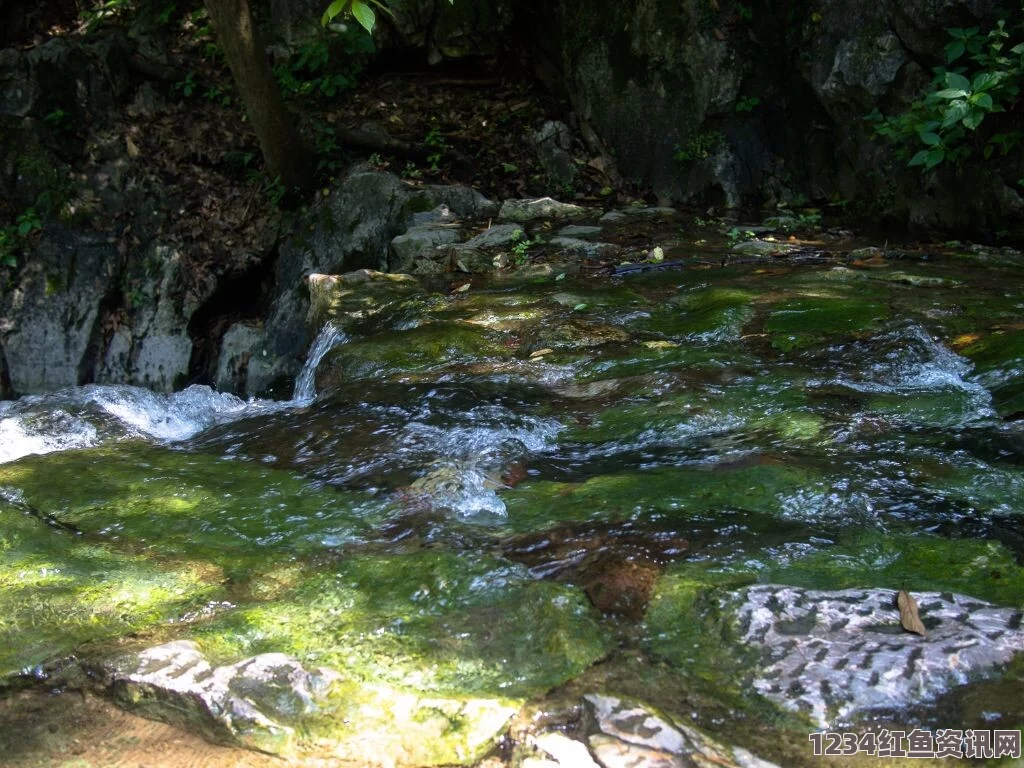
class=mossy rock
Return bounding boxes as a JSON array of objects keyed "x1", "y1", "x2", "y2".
[
  {"x1": 962, "y1": 330, "x2": 1024, "y2": 418},
  {"x1": 194, "y1": 551, "x2": 611, "y2": 699},
  {"x1": 0, "y1": 444, "x2": 379, "y2": 575},
  {"x1": 0, "y1": 504, "x2": 224, "y2": 682},
  {"x1": 633, "y1": 287, "x2": 756, "y2": 341},
  {"x1": 499, "y1": 463, "x2": 822, "y2": 533},
  {"x1": 766, "y1": 297, "x2": 889, "y2": 351},
  {"x1": 315, "y1": 321, "x2": 509, "y2": 386},
  {"x1": 562, "y1": 382, "x2": 820, "y2": 446}
]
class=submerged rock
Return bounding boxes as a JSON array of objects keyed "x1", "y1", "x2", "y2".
[
  {"x1": 103, "y1": 640, "x2": 517, "y2": 764},
  {"x1": 498, "y1": 197, "x2": 589, "y2": 223},
  {"x1": 734, "y1": 586, "x2": 1024, "y2": 727},
  {"x1": 582, "y1": 694, "x2": 779, "y2": 768}
]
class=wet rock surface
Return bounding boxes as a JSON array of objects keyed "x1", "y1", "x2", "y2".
[{"x1": 735, "y1": 586, "x2": 1024, "y2": 728}]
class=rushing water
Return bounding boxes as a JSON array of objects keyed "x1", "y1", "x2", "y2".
[{"x1": 2, "y1": 250, "x2": 1023, "y2": 764}]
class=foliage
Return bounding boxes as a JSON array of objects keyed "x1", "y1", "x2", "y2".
[
  {"x1": 510, "y1": 229, "x2": 540, "y2": 264},
  {"x1": 674, "y1": 131, "x2": 724, "y2": 163},
  {"x1": 867, "y1": 20, "x2": 1024, "y2": 170},
  {"x1": 424, "y1": 122, "x2": 446, "y2": 172},
  {"x1": 0, "y1": 209, "x2": 42, "y2": 267},
  {"x1": 734, "y1": 96, "x2": 760, "y2": 113},
  {"x1": 274, "y1": 32, "x2": 374, "y2": 101}
]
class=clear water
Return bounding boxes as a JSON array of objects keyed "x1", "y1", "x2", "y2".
[{"x1": 2, "y1": 252, "x2": 1023, "y2": 759}]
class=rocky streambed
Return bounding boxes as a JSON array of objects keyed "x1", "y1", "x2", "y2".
[{"x1": 1, "y1": 211, "x2": 1024, "y2": 766}]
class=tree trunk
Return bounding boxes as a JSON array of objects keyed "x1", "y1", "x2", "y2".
[{"x1": 204, "y1": 0, "x2": 313, "y2": 191}]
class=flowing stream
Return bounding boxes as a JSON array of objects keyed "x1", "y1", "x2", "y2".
[{"x1": 1, "y1": 250, "x2": 1023, "y2": 765}]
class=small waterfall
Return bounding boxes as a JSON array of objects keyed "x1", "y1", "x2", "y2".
[{"x1": 293, "y1": 324, "x2": 348, "y2": 402}]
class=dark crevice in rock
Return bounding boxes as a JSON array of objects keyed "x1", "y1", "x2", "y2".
[
  {"x1": 0, "y1": 344, "x2": 13, "y2": 399},
  {"x1": 185, "y1": 251, "x2": 279, "y2": 388},
  {"x1": 77, "y1": 287, "x2": 124, "y2": 386}
]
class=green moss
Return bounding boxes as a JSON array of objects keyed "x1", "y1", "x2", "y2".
[
  {"x1": 633, "y1": 287, "x2": 756, "y2": 340},
  {"x1": 562, "y1": 382, "x2": 820, "y2": 446},
  {"x1": 0, "y1": 506, "x2": 223, "y2": 680},
  {"x1": 195, "y1": 551, "x2": 610, "y2": 699},
  {"x1": 643, "y1": 529, "x2": 1024, "y2": 719},
  {"x1": 316, "y1": 322, "x2": 508, "y2": 384},
  {"x1": 766, "y1": 297, "x2": 888, "y2": 351},
  {"x1": 499, "y1": 463, "x2": 821, "y2": 533},
  {"x1": 962, "y1": 330, "x2": 1024, "y2": 417},
  {"x1": 0, "y1": 444, "x2": 380, "y2": 574}
]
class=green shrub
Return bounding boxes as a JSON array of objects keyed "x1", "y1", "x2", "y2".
[{"x1": 868, "y1": 20, "x2": 1023, "y2": 170}]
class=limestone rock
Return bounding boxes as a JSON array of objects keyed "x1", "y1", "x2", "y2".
[
  {"x1": 533, "y1": 121, "x2": 577, "y2": 187},
  {"x1": 583, "y1": 694, "x2": 779, "y2": 768},
  {"x1": 103, "y1": 640, "x2": 517, "y2": 764},
  {"x1": 731, "y1": 239, "x2": 800, "y2": 257},
  {"x1": 463, "y1": 223, "x2": 527, "y2": 249},
  {"x1": 306, "y1": 269, "x2": 422, "y2": 334},
  {"x1": 557, "y1": 225, "x2": 603, "y2": 239},
  {"x1": 548, "y1": 237, "x2": 621, "y2": 259},
  {"x1": 389, "y1": 225, "x2": 461, "y2": 274},
  {"x1": 735, "y1": 586, "x2": 1024, "y2": 727},
  {"x1": 498, "y1": 197, "x2": 588, "y2": 223}
]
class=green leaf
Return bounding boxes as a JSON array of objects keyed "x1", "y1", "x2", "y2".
[
  {"x1": 1011, "y1": 42, "x2": 1024, "y2": 55},
  {"x1": 945, "y1": 40, "x2": 965, "y2": 63},
  {"x1": 321, "y1": 0, "x2": 346, "y2": 26},
  {"x1": 970, "y1": 92, "x2": 993, "y2": 110},
  {"x1": 908, "y1": 149, "x2": 930, "y2": 167},
  {"x1": 924, "y1": 148, "x2": 945, "y2": 169},
  {"x1": 984, "y1": 143, "x2": 995, "y2": 159},
  {"x1": 918, "y1": 131, "x2": 941, "y2": 146},
  {"x1": 350, "y1": 0, "x2": 375, "y2": 33},
  {"x1": 971, "y1": 71, "x2": 1001, "y2": 92},
  {"x1": 944, "y1": 71, "x2": 971, "y2": 92},
  {"x1": 934, "y1": 88, "x2": 968, "y2": 99},
  {"x1": 962, "y1": 109, "x2": 985, "y2": 130},
  {"x1": 941, "y1": 101, "x2": 969, "y2": 127}
]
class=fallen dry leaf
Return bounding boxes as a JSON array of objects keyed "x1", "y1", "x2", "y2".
[{"x1": 897, "y1": 589, "x2": 926, "y2": 636}]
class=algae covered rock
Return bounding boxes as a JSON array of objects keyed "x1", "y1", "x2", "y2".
[
  {"x1": 306, "y1": 269, "x2": 424, "y2": 335},
  {"x1": 962, "y1": 329, "x2": 1024, "y2": 418},
  {"x1": 105, "y1": 639, "x2": 517, "y2": 764},
  {"x1": 498, "y1": 197, "x2": 589, "y2": 223},
  {"x1": 315, "y1": 321, "x2": 508, "y2": 387},
  {"x1": 645, "y1": 532, "x2": 1024, "y2": 728},
  {"x1": 766, "y1": 296, "x2": 888, "y2": 351},
  {"x1": 194, "y1": 551, "x2": 611, "y2": 700},
  {"x1": 0, "y1": 499, "x2": 224, "y2": 682}
]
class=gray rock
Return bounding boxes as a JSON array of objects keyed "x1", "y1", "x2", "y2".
[
  {"x1": 449, "y1": 245, "x2": 500, "y2": 273},
  {"x1": 734, "y1": 585, "x2": 1024, "y2": 727},
  {"x1": 107, "y1": 640, "x2": 334, "y2": 754},
  {"x1": 730, "y1": 239, "x2": 800, "y2": 257},
  {"x1": 557, "y1": 225, "x2": 603, "y2": 239},
  {"x1": 409, "y1": 204, "x2": 459, "y2": 227},
  {"x1": 306, "y1": 270, "x2": 423, "y2": 334},
  {"x1": 583, "y1": 694, "x2": 779, "y2": 768},
  {"x1": 614, "y1": 206, "x2": 678, "y2": 218},
  {"x1": 102, "y1": 639, "x2": 518, "y2": 764},
  {"x1": 549, "y1": 237, "x2": 621, "y2": 259},
  {"x1": 96, "y1": 246, "x2": 196, "y2": 393},
  {"x1": 598, "y1": 211, "x2": 627, "y2": 225},
  {"x1": 389, "y1": 225, "x2": 461, "y2": 273},
  {"x1": 463, "y1": 223, "x2": 527, "y2": 249},
  {"x1": 498, "y1": 197, "x2": 588, "y2": 223},
  {"x1": 415, "y1": 184, "x2": 500, "y2": 220},
  {"x1": 0, "y1": 228, "x2": 119, "y2": 394},
  {"x1": 533, "y1": 121, "x2": 577, "y2": 186},
  {"x1": 215, "y1": 323, "x2": 288, "y2": 397},
  {"x1": 532, "y1": 732, "x2": 600, "y2": 768}
]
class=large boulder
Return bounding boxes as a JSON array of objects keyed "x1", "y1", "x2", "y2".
[{"x1": 0, "y1": 227, "x2": 120, "y2": 394}]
